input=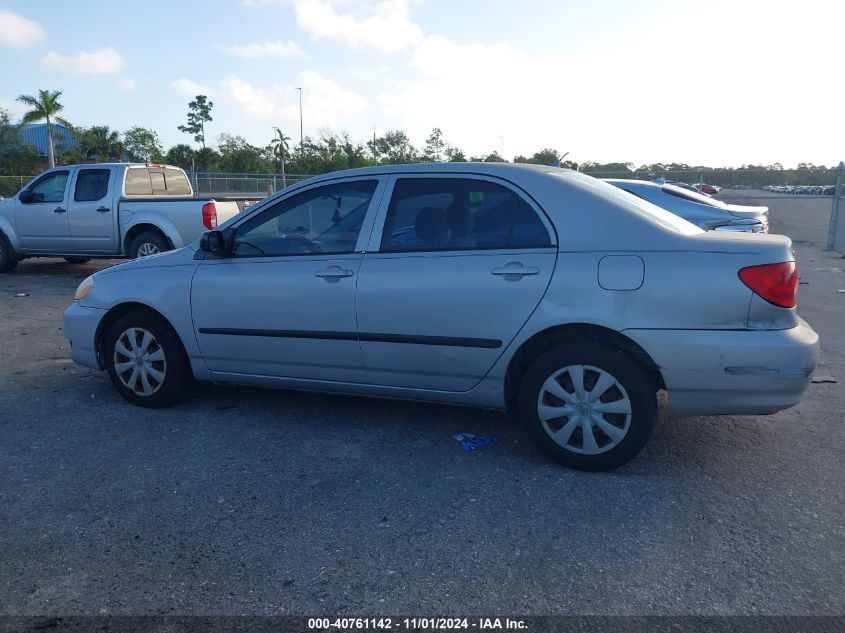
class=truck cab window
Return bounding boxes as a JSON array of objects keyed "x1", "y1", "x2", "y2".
[
  {"x1": 28, "y1": 171, "x2": 70, "y2": 203},
  {"x1": 74, "y1": 169, "x2": 111, "y2": 202}
]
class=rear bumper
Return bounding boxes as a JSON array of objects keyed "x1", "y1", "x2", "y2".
[
  {"x1": 63, "y1": 302, "x2": 105, "y2": 370},
  {"x1": 625, "y1": 318, "x2": 819, "y2": 417}
]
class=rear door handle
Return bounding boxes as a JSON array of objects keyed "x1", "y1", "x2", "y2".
[
  {"x1": 53, "y1": 207, "x2": 66, "y2": 213},
  {"x1": 96, "y1": 206, "x2": 110, "y2": 213},
  {"x1": 315, "y1": 265, "x2": 354, "y2": 281},
  {"x1": 491, "y1": 262, "x2": 540, "y2": 278}
]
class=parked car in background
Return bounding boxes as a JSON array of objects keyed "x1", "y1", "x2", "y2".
[
  {"x1": 0, "y1": 163, "x2": 242, "y2": 272},
  {"x1": 695, "y1": 183, "x2": 721, "y2": 195},
  {"x1": 64, "y1": 163, "x2": 817, "y2": 471},
  {"x1": 607, "y1": 179, "x2": 769, "y2": 232}
]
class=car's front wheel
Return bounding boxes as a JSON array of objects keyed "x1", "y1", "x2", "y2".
[
  {"x1": 104, "y1": 311, "x2": 192, "y2": 408},
  {"x1": 519, "y1": 341, "x2": 657, "y2": 471}
]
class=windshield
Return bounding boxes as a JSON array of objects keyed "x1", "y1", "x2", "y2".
[{"x1": 662, "y1": 184, "x2": 727, "y2": 208}]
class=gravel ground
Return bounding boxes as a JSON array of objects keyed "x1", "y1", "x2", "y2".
[{"x1": 0, "y1": 191, "x2": 842, "y2": 617}]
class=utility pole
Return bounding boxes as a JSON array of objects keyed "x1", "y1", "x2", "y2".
[
  {"x1": 500, "y1": 135, "x2": 504, "y2": 160},
  {"x1": 372, "y1": 125, "x2": 377, "y2": 163},
  {"x1": 295, "y1": 87, "x2": 303, "y2": 153}
]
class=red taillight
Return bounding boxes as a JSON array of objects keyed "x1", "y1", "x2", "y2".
[
  {"x1": 202, "y1": 202, "x2": 218, "y2": 230},
  {"x1": 738, "y1": 261, "x2": 798, "y2": 308}
]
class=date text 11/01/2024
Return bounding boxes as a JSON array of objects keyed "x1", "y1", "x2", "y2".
[{"x1": 307, "y1": 618, "x2": 528, "y2": 630}]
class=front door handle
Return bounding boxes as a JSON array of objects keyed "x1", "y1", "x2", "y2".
[
  {"x1": 53, "y1": 207, "x2": 66, "y2": 213},
  {"x1": 491, "y1": 262, "x2": 540, "y2": 279},
  {"x1": 315, "y1": 265, "x2": 354, "y2": 282},
  {"x1": 96, "y1": 206, "x2": 110, "y2": 213}
]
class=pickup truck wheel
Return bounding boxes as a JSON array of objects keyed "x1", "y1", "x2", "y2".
[
  {"x1": 518, "y1": 341, "x2": 657, "y2": 472},
  {"x1": 104, "y1": 311, "x2": 192, "y2": 408},
  {"x1": 0, "y1": 232, "x2": 18, "y2": 272},
  {"x1": 129, "y1": 231, "x2": 169, "y2": 259},
  {"x1": 64, "y1": 257, "x2": 91, "y2": 264}
]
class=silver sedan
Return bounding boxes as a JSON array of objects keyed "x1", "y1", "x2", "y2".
[{"x1": 64, "y1": 164, "x2": 818, "y2": 471}]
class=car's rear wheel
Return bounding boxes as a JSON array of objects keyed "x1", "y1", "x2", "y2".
[
  {"x1": 0, "y1": 231, "x2": 18, "y2": 272},
  {"x1": 104, "y1": 311, "x2": 192, "y2": 408},
  {"x1": 129, "y1": 231, "x2": 169, "y2": 259},
  {"x1": 518, "y1": 341, "x2": 657, "y2": 471}
]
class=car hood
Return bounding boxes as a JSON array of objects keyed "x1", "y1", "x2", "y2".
[{"x1": 96, "y1": 244, "x2": 199, "y2": 277}]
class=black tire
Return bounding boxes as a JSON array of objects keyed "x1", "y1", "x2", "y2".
[
  {"x1": 104, "y1": 310, "x2": 193, "y2": 408},
  {"x1": 64, "y1": 257, "x2": 91, "y2": 264},
  {"x1": 0, "y1": 231, "x2": 19, "y2": 272},
  {"x1": 128, "y1": 231, "x2": 169, "y2": 259},
  {"x1": 518, "y1": 341, "x2": 657, "y2": 472}
]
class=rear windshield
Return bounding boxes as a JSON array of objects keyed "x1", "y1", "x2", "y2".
[
  {"x1": 557, "y1": 173, "x2": 702, "y2": 235},
  {"x1": 662, "y1": 184, "x2": 727, "y2": 208},
  {"x1": 124, "y1": 167, "x2": 192, "y2": 196}
]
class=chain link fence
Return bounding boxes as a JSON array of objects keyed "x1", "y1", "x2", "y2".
[
  {"x1": 187, "y1": 172, "x2": 315, "y2": 196},
  {"x1": 2, "y1": 167, "x2": 839, "y2": 200},
  {"x1": 826, "y1": 162, "x2": 845, "y2": 252}
]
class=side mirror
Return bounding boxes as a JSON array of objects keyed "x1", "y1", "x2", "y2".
[
  {"x1": 199, "y1": 229, "x2": 233, "y2": 256},
  {"x1": 19, "y1": 190, "x2": 39, "y2": 204}
]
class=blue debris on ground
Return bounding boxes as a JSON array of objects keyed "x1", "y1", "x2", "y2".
[{"x1": 453, "y1": 432, "x2": 500, "y2": 452}]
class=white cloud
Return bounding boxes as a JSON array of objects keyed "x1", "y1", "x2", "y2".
[
  {"x1": 173, "y1": 78, "x2": 212, "y2": 96},
  {"x1": 0, "y1": 9, "x2": 45, "y2": 47},
  {"x1": 42, "y1": 47, "x2": 125, "y2": 75},
  {"x1": 118, "y1": 78, "x2": 137, "y2": 91},
  {"x1": 293, "y1": 0, "x2": 423, "y2": 52},
  {"x1": 218, "y1": 40, "x2": 304, "y2": 59},
  {"x1": 220, "y1": 71, "x2": 365, "y2": 126}
]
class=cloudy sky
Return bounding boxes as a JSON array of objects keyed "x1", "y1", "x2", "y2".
[{"x1": 1, "y1": 0, "x2": 842, "y2": 167}]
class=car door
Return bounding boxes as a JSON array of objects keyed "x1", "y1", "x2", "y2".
[
  {"x1": 68, "y1": 166, "x2": 116, "y2": 252},
  {"x1": 190, "y1": 177, "x2": 386, "y2": 382},
  {"x1": 356, "y1": 175, "x2": 557, "y2": 391},
  {"x1": 14, "y1": 169, "x2": 73, "y2": 251}
]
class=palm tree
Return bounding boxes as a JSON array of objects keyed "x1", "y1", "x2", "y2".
[
  {"x1": 271, "y1": 127, "x2": 290, "y2": 187},
  {"x1": 17, "y1": 89, "x2": 72, "y2": 168},
  {"x1": 79, "y1": 126, "x2": 124, "y2": 162}
]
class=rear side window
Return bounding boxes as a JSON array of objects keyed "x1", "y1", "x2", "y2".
[
  {"x1": 124, "y1": 167, "x2": 191, "y2": 196},
  {"x1": 381, "y1": 178, "x2": 552, "y2": 252},
  {"x1": 74, "y1": 169, "x2": 110, "y2": 202}
]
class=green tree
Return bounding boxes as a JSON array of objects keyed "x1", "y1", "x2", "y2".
[
  {"x1": 0, "y1": 107, "x2": 42, "y2": 189},
  {"x1": 177, "y1": 95, "x2": 214, "y2": 149},
  {"x1": 16, "y1": 89, "x2": 71, "y2": 169},
  {"x1": 79, "y1": 126, "x2": 124, "y2": 162},
  {"x1": 123, "y1": 126, "x2": 164, "y2": 162},
  {"x1": 423, "y1": 127, "x2": 446, "y2": 162},
  {"x1": 165, "y1": 144, "x2": 195, "y2": 170},
  {"x1": 217, "y1": 133, "x2": 266, "y2": 173},
  {"x1": 194, "y1": 146, "x2": 220, "y2": 171},
  {"x1": 373, "y1": 130, "x2": 417, "y2": 164},
  {"x1": 471, "y1": 151, "x2": 506, "y2": 163},
  {"x1": 445, "y1": 146, "x2": 467, "y2": 162}
]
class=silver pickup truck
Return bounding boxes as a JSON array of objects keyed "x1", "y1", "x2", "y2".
[{"x1": 0, "y1": 163, "x2": 241, "y2": 272}]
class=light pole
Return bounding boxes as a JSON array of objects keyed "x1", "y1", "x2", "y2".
[{"x1": 295, "y1": 87, "x2": 303, "y2": 153}]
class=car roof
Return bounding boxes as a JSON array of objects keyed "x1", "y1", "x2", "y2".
[{"x1": 302, "y1": 161, "x2": 568, "y2": 181}]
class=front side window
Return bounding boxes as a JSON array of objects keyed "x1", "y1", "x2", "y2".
[
  {"x1": 28, "y1": 171, "x2": 69, "y2": 203},
  {"x1": 381, "y1": 178, "x2": 552, "y2": 252},
  {"x1": 74, "y1": 169, "x2": 110, "y2": 202},
  {"x1": 232, "y1": 180, "x2": 378, "y2": 257}
]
